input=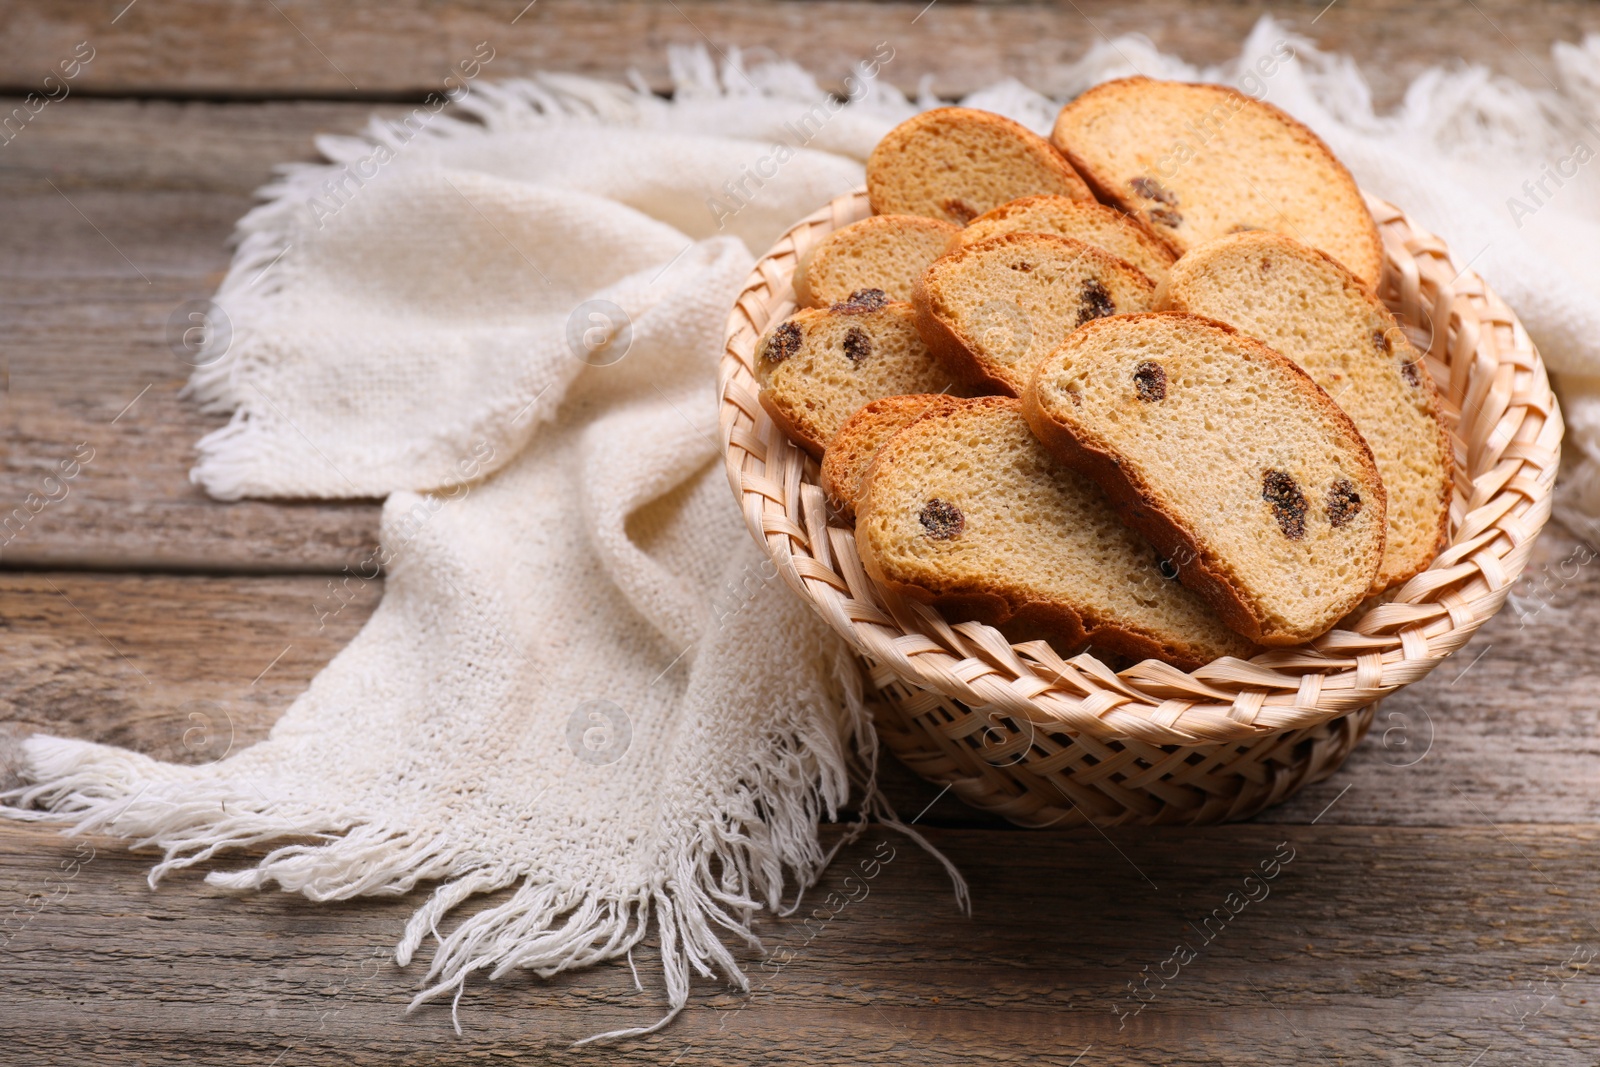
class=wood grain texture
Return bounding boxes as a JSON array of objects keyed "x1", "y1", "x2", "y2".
[
  {"x1": 3, "y1": 820, "x2": 1600, "y2": 1065},
  {"x1": 1, "y1": 0, "x2": 1595, "y2": 108},
  {"x1": 1, "y1": 516, "x2": 1596, "y2": 830},
  {"x1": 0, "y1": 571, "x2": 380, "y2": 781},
  {"x1": 2, "y1": 6, "x2": 1597, "y2": 1061},
  {"x1": 2, "y1": 101, "x2": 387, "y2": 572}
]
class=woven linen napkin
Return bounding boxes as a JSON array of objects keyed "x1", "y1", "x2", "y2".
[{"x1": 9, "y1": 18, "x2": 1600, "y2": 1039}]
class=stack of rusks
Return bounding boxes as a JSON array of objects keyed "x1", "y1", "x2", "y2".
[{"x1": 755, "y1": 77, "x2": 1453, "y2": 670}]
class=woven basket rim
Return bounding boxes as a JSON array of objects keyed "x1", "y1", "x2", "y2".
[{"x1": 718, "y1": 189, "x2": 1563, "y2": 747}]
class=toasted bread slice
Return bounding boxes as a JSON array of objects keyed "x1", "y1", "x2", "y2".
[
  {"x1": 793, "y1": 215, "x2": 961, "y2": 309},
  {"x1": 867, "y1": 107, "x2": 1093, "y2": 225},
  {"x1": 1023, "y1": 313, "x2": 1386, "y2": 646},
  {"x1": 1050, "y1": 78, "x2": 1383, "y2": 288},
  {"x1": 1156, "y1": 232, "x2": 1450, "y2": 592},
  {"x1": 755, "y1": 295, "x2": 961, "y2": 458},
  {"x1": 822, "y1": 393, "x2": 962, "y2": 522},
  {"x1": 953, "y1": 196, "x2": 1177, "y2": 285},
  {"x1": 855, "y1": 396, "x2": 1255, "y2": 668},
  {"x1": 914, "y1": 233, "x2": 1155, "y2": 396}
]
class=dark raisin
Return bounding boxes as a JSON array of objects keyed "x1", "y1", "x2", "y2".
[
  {"x1": 940, "y1": 198, "x2": 978, "y2": 224},
  {"x1": 763, "y1": 321, "x2": 801, "y2": 364},
  {"x1": 1157, "y1": 557, "x2": 1180, "y2": 580},
  {"x1": 1075, "y1": 278, "x2": 1116, "y2": 327},
  {"x1": 1262, "y1": 470, "x2": 1308, "y2": 540},
  {"x1": 1148, "y1": 207, "x2": 1183, "y2": 229},
  {"x1": 1376, "y1": 328, "x2": 1426, "y2": 385},
  {"x1": 1128, "y1": 176, "x2": 1178, "y2": 206},
  {"x1": 842, "y1": 326, "x2": 872, "y2": 364},
  {"x1": 1133, "y1": 361, "x2": 1167, "y2": 402},
  {"x1": 1011, "y1": 261, "x2": 1034, "y2": 272},
  {"x1": 1327, "y1": 479, "x2": 1362, "y2": 528},
  {"x1": 832, "y1": 288, "x2": 889, "y2": 314},
  {"x1": 1260, "y1": 257, "x2": 1272, "y2": 272},
  {"x1": 919, "y1": 499, "x2": 964, "y2": 540}
]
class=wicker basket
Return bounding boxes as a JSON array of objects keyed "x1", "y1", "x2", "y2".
[{"x1": 718, "y1": 190, "x2": 1562, "y2": 827}]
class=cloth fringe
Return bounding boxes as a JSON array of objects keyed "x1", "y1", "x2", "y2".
[
  {"x1": 134, "y1": 46, "x2": 970, "y2": 1041},
  {"x1": 6, "y1": 632, "x2": 966, "y2": 1043},
  {"x1": 24, "y1": 18, "x2": 1600, "y2": 1042}
]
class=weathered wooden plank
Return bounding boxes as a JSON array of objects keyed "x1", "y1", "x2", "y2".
[
  {"x1": 2, "y1": 819, "x2": 1598, "y2": 1065},
  {"x1": 1, "y1": 519, "x2": 1596, "y2": 830},
  {"x1": 0, "y1": 6, "x2": 1591, "y2": 1063},
  {"x1": 1258, "y1": 520, "x2": 1600, "y2": 826},
  {"x1": 0, "y1": 571, "x2": 381, "y2": 776},
  {"x1": 0, "y1": 98, "x2": 395, "y2": 195},
  {"x1": 2, "y1": 99, "x2": 388, "y2": 571},
  {"x1": 2, "y1": 0, "x2": 1595, "y2": 108},
  {"x1": 0, "y1": 567, "x2": 984, "y2": 827}
]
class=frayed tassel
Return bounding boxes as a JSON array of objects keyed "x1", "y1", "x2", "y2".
[
  {"x1": 5, "y1": 631, "x2": 964, "y2": 1046},
  {"x1": 7, "y1": 47, "x2": 979, "y2": 1044}
]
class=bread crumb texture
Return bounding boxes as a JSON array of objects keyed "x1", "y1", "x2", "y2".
[
  {"x1": 821, "y1": 393, "x2": 963, "y2": 521},
  {"x1": 855, "y1": 396, "x2": 1255, "y2": 667},
  {"x1": 756, "y1": 301, "x2": 960, "y2": 456},
  {"x1": 916, "y1": 232, "x2": 1155, "y2": 395},
  {"x1": 1157, "y1": 231, "x2": 1450, "y2": 591},
  {"x1": 1028, "y1": 313, "x2": 1386, "y2": 644},
  {"x1": 1051, "y1": 78, "x2": 1383, "y2": 287},
  {"x1": 955, "y1": 195, "x2": 1177, "y2": 286},
  {"x1": 794, "y1": 215, "x2": 961, "y2": 308},
  {"x1": 868, "y1": 107, "x2": 1093, "y2": 225}
]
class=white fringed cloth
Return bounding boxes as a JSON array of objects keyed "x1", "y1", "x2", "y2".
[{"x1": 7, "y1": 17, "x2": 1600, "y2": 1041}]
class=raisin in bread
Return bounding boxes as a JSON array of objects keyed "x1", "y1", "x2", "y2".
[
  {"x1": 755, "y1": 293, "x2": 960, "y2": 457},
  {"x1": 954, "y1": 196, "x2": 1177, "y2": 286},
  {"x1": 1050, "y1": 78, "x2": 1383, "y2": 288},
  {"x1": 915, "y1": 232, "x2": 1155, "y2": 396},
  {"x1": 1156, "y1": 232, "x2": 1450, "y2": 592},
  {"x1": 867, "y1": 107, "x2": 1093, "y2": 225},
  {"x1": 821, "y1": 393, "x2": 962, "y2": 522},
  {"x1": 794, "y1": 215, "x2": 961, "y2": 308},
  {"x1": 1023, "y1": 313, "x2": 1386, "y2": 646},
  {"x1": 854, "y1": 396, "x2": 1255, "y2": 668}
]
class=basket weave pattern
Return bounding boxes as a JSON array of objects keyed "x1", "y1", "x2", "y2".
[{"x1": 718, "y1": 190, "x2": 1562, "y2": 827}]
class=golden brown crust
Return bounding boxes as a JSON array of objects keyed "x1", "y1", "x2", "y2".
[
  {"x1": 821, "y1": 393, "x2": 962, "y2": 521},
  {"x1": 954, "y1": 195, "x2": 1177, "y2": 285},
  {"x1": 1048, "y1": 77, "x2": 1152, "y2": 205},
  {"x1": 1376, "y1": 340, "x2": 1453, "y2": 590},
  {"x1": 1050, "y1": 77, "x2": 1383, "y2": 288},
  {"x1": 1421, "y1": 414, "x2": 1454, "y2": 570},
  {"x1": 793, "y1": 215, "x2": 961, "y2": 308},
  {"x1": 754, "y1": 301, "x2": 959, "y2": 460},
  {"x1": 913, "y1": 232, "x2": 1156, "y2": 396},
  {"x1": 1016, "y1": 368, "x2": 1262, "y2": 642},
  {"x1": 1328, "y1": 258, "x2": 1451, "y2": 590},
  {"x1": 1022, "y1": 313, "x2": 1386, "y2": 646},
  {"x1": 855, "y1": 396, "x2": 1255, "y2": 668},
  {"x1": 758, "y1": 390, "x2": 831, "y2": 460},
  {"x1": 1155, "y1": 231, "x2": 1452, "y2": 593},
  {"x1": 860, "y1": 529, "x2": 1237, "y2": 671},
  {"x1": 911, "y1": 282, "x2": 1018, "y2": 396},
  {"x1": 867, "y1": 107, "x2": 1093, "y2": 223}
]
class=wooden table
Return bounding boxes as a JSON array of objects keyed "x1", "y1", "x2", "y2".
[{"x1": 4, "y1": 2, "x2": 1600, "y2": 1063}]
